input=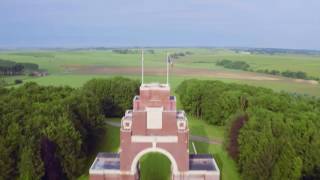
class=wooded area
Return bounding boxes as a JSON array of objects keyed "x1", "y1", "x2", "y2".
[
  {"x1": 216, "y1": 59, "x2": 319, "y2": 81},
  {"x1": 176, "y1": 79, "x2": 320, "y2": 180},
  {"x1": 216, "y1": 59, "x2": 250, "y2": 71},
  {"x1": 1, "y1": 76, "x2": 319, "y2": 180},
  {"x1": 111, "y1": 49, "x2": 155, "y2": 54},
  {"x1": 0, "y1": 77, "x2": 139, "y2": 180},
  {"x1": 0, "y1": 59, "x2": 39, "y2": 76}
]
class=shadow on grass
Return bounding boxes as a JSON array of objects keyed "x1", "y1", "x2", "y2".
[
  {"x1": 191, "y1": 125, "x2": 229, "y2": 180},
  {"x1": 78, "y1": 124, "x2": 120, "y2": 179},
  {"x1": 191, "y1": 125, "x2": 209, "y2": 153},
  {"x1": 214, "y1": 153, "x2": 224, "y2": 180}
]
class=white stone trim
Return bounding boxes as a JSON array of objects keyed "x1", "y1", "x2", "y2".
[
  {"x1": 140, "y1": 83, "x2": 169, "y2": 90},
  {"x1": 89, "y1": 169, "x2": 121, "y2": 175},
  {"x1": 89, "y1": 157, "x2": 99, "y2": 173},
  {"x1": 146, "y1": 107, "x2": 163, "y2": 129},
  {"x1": 211, "y1": 156, "x2": 221, "y2": 174},
  {"x1": 186, "y1": 170, "x2": 220, "y2": 176},
  {"x1": 131, "y1": 135, "x2": 178, "y2": 143},
  {"x1": 192, "y1": 142, "x2": 197, "y2": 154}
]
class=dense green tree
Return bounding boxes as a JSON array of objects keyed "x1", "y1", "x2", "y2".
[
  {"x1": 0, "y1": 77, "x2": 139, "y2": 179},
  {"x1": 216, "y1": 59, "x2": 250, "y2": 70},
  {"x1": 82, "y1": 77, "x2": 139, "y2": 117},
  {"x1": 271, "y1": 142, "x2": 302, "y2": 180},
  {"x1": 18, "y1": 146, "x2": 43, "y2": 180},
  {"x1": 176, "y1": 79, "x2": 320, "y2": 179},
  {"x1": 0, "y1": 137, "x2": 14, "y2": 179}
]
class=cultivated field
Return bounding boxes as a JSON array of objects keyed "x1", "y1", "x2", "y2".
[{"x1": 1, "y1": 48, "x2": 319, "y2": 96}]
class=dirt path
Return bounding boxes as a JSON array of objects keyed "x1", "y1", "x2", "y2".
[{"x1": 189, "y1": 135, "x2": 222, "y2": 145}]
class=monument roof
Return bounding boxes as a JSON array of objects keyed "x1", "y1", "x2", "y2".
[
  {"x1": 140, "y1": 83, "x2": 170, "y2": 90},
  {"x1": 189, "y1": 154, "x2": 218, "y2": 171},
  {"x1": 90, "y1": 153, "x2": 120, "y2": 171}
]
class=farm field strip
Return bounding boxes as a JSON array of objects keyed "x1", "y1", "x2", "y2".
[
  {"x1": 16, "y1": 74, "x2": 320, "y2": 96},
  {"x1": 1, "y1": 49, "x2": 320, "y2": 97}
]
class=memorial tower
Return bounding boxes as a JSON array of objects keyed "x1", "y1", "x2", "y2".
[{"x1": 89, "y1": 50, "x2": 220, "y2": 180}]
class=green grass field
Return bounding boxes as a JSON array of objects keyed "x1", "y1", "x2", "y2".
[
  {"x1": 1, "y1": 49, "x2": 319, "y2": 96},
  {"x1": 188, "y1": 116, "x2": 240, "y2": 180},
  {"x1": 78, "y1": 124, "x2": 120, "y2": 180},
  {"x1": 191, "y1": 142, "x2": 240, "y2": 180}
]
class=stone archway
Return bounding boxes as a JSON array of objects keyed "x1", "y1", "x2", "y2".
[
  {"x1": 130, "y1": 147, "x2": 179, "y2": 176},
  {"x1": 136, "y1": 151, "x2": 173, "y2": 180}
]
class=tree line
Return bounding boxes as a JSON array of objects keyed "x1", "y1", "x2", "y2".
[
  {"x1": 216, "y1": 59, "x2": 250, "y2": 71},
  {"x1": 176, "y1": 79, "x2": 320, "y2": 180},
  {"x1": 169, "y1": 51, "x2": 192, "y2": 59},
  {"x1": 0, "y1": 77, "x2": 139, "y2": 180},
  {"x1": 216, "y1": 59, "x2": 319, "y2": 81},
  {"x1": 231, "y1": 48, "x2": 320, "y2": 56},
  {"x1": 256, "y1": 69, "x2": 320, "y2": 81},
  {"x1": 0, "y1": 59, "x2": 40, "y2": 76},
  {"x1": 112, "y1": 49, "x2": 155, "y2": 54}
]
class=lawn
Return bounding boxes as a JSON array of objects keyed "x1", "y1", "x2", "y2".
[
  {"x1": 191, "y1": 141, "x2": 240, "y2": 180},
  {"x1": 188, "y1": 116, "x2": 225, "y2": 141},
  {"x1": 188, "y1": 116, "x2": 240, "y2": 180},
  {"x1": 139, "y1": 153, "x2": 171, "y2": 180},
  {"x1": 77, "y1": 123, "x2": 120, "y2": 180}
]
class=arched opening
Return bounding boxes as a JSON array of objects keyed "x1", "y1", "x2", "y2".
[
  {"x1": 138, "y1": 152, "x2": 172, "y2": 180},
  {"x1": 130, "y1": 147, "x2": 179, "y2": 180}
]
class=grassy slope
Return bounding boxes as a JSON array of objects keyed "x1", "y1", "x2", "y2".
[
  {"x1": 188, "y1": 117, "x2": 240, "y2": 180},
  {"x1": 191, "y1": 142, "x2": 240, "y2": 180},
  {"x1": 78, "y1": 124, "x2": 120, "y2": 180},
  {"x1": 188, "y1": 116, "x2": 225, "y2": 140}
]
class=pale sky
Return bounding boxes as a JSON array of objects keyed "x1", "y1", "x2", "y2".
[{"x1": 0, "y1": 0, "x2": 319, "y2": 49}]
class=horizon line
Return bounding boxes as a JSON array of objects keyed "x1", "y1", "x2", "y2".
[{"x1": 0, "y1": 46, "x2": 320, "y2": 52}]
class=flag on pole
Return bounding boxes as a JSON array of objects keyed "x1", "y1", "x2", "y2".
[{"x1": 167, "y1": 54, "x2": 173, "y2": 67}]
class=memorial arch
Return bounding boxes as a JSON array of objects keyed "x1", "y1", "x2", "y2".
[
  {"x1": 130, "y1": 147, "x2": 178, "y2": 175},
  {"x1": 89, "y1": 52, "x2": 220, "y2": 180}
]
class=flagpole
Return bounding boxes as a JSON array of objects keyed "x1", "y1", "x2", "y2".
[
  {"x1": 141, "y1": 49, "x2": 144, "y2": 85},
  {"x1": 166, "y1": 52, "x2": 169, "y2": 85}
]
